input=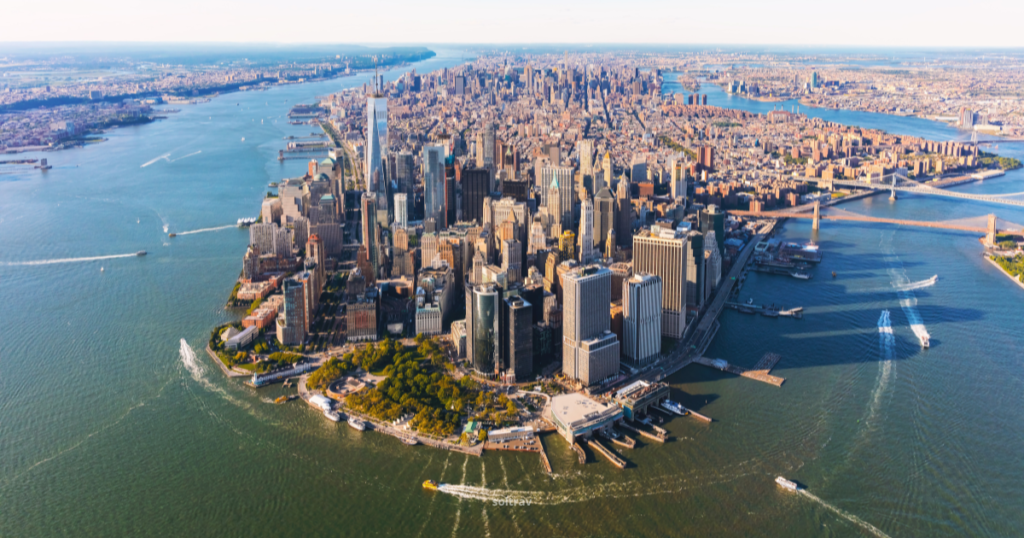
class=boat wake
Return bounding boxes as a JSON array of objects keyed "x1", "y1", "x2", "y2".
[
  {"x1": 881, "y1": 232, "x2": 931, "y2": 348},
  {"x1": 798, "y1": 490, "x2": 892, "y2": 538},
  {"x1": 867, "y1": 311, "x2": 895, "y2": 424},
  {"x1": 141, "y1": 150, "x2": 202, "y2": 168},
  {"x1": 2, "y1": 253, "x2": 139, "y2": 266},
  {"x1": 892, "y1": 275, "x2": 938, "y2": 292},
  {"x1": 141, "y1": 153, "x2": 171, "y2": 168},
  {"x1": 175, "y1": 224, "x2": 237, "y2": 236}
]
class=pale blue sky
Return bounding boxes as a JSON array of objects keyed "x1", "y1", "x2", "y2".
[{"x1": 5, "y1": 0, "x2": 1024, "y2": 47}]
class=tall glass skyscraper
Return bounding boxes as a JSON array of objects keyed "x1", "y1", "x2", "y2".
[{"x1": 366, "y1": 95, "x2": 388, "y2": 194}]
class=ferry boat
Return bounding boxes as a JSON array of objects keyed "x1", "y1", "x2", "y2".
[
  {"x1": 136, "y1": 250, "x2": 147, "y2": 256},
  {"x1": 348, "y1": 417, "x2": 366, "y2": 431},
  {"x1": 661, "y1": 400, "x2": 688, "y2": 416},
  {"x1": 790, "y1": 272, "x2": 811, "y2": 280},
  {"x1": 422, "y1": 480, "x2": 439, "y2": 491},
  {"x1": 236, "y1": 217, "x2": 258, "y2": 227},
  {"x1": 775, "y1": 476, "x2": 800, "y2": 491},
  {"x1": 324, "y1": 410, "x2": 342, "y2": 422}
]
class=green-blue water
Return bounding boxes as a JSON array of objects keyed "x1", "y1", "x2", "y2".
[{"x1": 0, "y1": 57, "x2": 1022, "y2": 538}]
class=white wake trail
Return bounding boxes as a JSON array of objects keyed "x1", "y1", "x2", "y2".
[
  {"x1": 175, "y1": 224, "x2": 237, "y2": 235},
  {"x1": 141, "y1": 153, "x2": 171, "y2": 168},
  {"x1": 170, "y1": 150, "x2": 202, "y2": 162},
  {"x1": 798, "y1": 490, "x2": 892, "y2": 538},
  {"x1": 2, "y1": 253, "x2": 139, "y2": 266},
  {"x1": 881, "y1": 232, "x2": 931, "y2": 347}
]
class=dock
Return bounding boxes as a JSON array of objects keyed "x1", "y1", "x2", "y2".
[
  {"x1": 538, "y1": 442, "x2": 553, "y2": 473},
  {"x1": 618, "y1": 421, "x2": 667, "y2": 443},
  {"x1": 572, "y1": 442, "x2": 587, "y2": 464},
  {"x1": 694, "y1": 353, "x2": 785, "y2": 387},
  {"x1": 585, "y1": 438, "x2": 627, "y2": 469},
  {"x1": 604, "y1": 430, "x2": 636, "y2": 449},
  {"x1": 725, "y1": 302, "x2": 803, "y2": 318}
]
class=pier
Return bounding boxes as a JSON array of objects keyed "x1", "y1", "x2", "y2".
[
  {"x1": 585, "y1": 438, "x2": 627, "y2": 469},
  {"x1": 694, "y1": 353, "x2": 786, "y2": 387},
  {"x1": 572, "y1": 442, "x2": 587, "y2": 464},
  {"x1": 618, "y1": 421, "x2": 667, "y2": 443},
  {"x1": 538, "y1": 442, "x2": 553, "y2": 473}
]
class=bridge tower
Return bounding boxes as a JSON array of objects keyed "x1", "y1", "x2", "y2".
[
  {"x1": 812, "y1": 200, "x2": 821, "y2": 231},
  {"x1": 986, "y1": 214, "x2": 997, "y2": 245},
  {"x1": 889, "y1": 174, "x2": 898, "y2": 201}
]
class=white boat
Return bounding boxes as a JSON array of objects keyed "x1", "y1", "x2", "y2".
[
  {"x1": 324, "y1": 410, "x2": 342, "y2": 422},
  {"x1": 401, "y1": 437, "x2": 418, "y2": 446},
  {"x1": 790, "y1": 272, "x2": 811, "y2": 280},
  {"x1": 911, "y1": 324, "x2": 931, "y2": 348},
  {"x1": 775, "y1": 476, "x2": 800, "y2": 491},
  {"x1": 348, "y1": 417, "x2": 366, "y2": 431},
  {"x1": 661, "y1": 400, "x2": 688, "y2": 416}
]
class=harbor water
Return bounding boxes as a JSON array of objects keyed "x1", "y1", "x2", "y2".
[{"x1": 0, "y1": 58, "x2": 1022, "y2": 537}]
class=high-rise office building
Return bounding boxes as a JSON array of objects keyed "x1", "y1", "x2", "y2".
[
  {"x1": 276, "y1": 278, "x2": 307, "y2": 346},
  {"x1": 601, "y1": 151, "x2": 612, "y2": 193},
  {"x1": 423, "y1": 145, "x2": 446, "y2": 224},
  {"x1": 562, "y1": 265, "x2": 619, "y2": 386},
  {"x1": 685, "y1": 231, "x2": 706, "y2": 311},
  {"x1": 633, "y1": 228, "x2": 688, "y2": 339},
  {"x1": 704, "y1": 231, "x2": 722, "y2": 301},
  {"x1": 578, "y1": 139, "x2": 594, "y2": 176},
  {"x1": 615, "y1": 177, "x2": 633, "y2": 248},
  {"x1": 541, "y1": 166, "x2": 575, "y2": 230},
  {"x1": 501, "y1": 238, "x2": 522, "y2": 283},
  {"x1": 670, "y1": 158, "x2": 688, "y2": 203},
  {"x1": 698, "y1": 146, "x2": 715, "y2": 171},
  {"x1": 594, "y1": 187, "x2": 615, "y2": 255},
  {"x1": 559, "y1": 230, "x2": 576, "y2": 262},
  {"x1": 366, "y1": 94, "x2": 388, "y2": 194},
  {"x1": 361, "y1": 193, "x2": 379, "y2": 278},
  {"x1": 578, "y1": 197, "x2": 595, "y2": 263},
  {"x1": 393, "y1": 193, "x2": 408, "y2": 228},
  {"x1": 462, "y1": 168, "x2": 490, "y2": 224},
  {"x1": 501, "y1": 295, "x2": 533, "y2": 382},
  {"x1": 623, "y1": 273, "x2": 662, "y2": 366},
  {"x1": 630, "y1": 155, "x2": 647, "y2": 184},
  {"x1": 394, "y1": 150, "x2": 415, "y2": 196},
  {"x1": 700, "y1": 205, "x2": 725, "y2": 257},
  {"x1": 466, "y1": 284, "x2": 500, "y2": 374}
]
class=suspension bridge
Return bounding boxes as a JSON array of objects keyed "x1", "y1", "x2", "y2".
[
  {"x1": 796, "y1": 171, "x2": 1024, "y2": 208},
  {"x1": 736, "y1": 202, "x2": 1024, "y2": 241}
]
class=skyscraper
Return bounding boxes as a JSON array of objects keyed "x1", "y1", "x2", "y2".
[
  {"x1": 366, "y1": 94, "x2": 387, "y2": 193},
  {"x1": 578, "y1": 196, "x2": 594, "y2": 263},
  {"x1": 623, "y1": 273, "x2": 662, "y2": 366},
  {"x1": 562, "y1": 265, "x2": 619, "y2": 387},
  {"x1": 394, "y1": 193, "x2": 408, "y2": 228},
  {"x1": 502, "y1": 296, "x2": 533, "y2": 382},
  {"x1": 461, "y1": 168, "x2": 490, "y2": 224},
  {"x1": 630, "y1": 155, "x2": 647, "y2": 183},
  {"x1": 541, "y1": 166, "x2": 575, "y2": 230},
  {"x1": 594, "y1": 187, "x2": 615, "y2": 255},
  {"x1": 615, "y1": 176, "x2": 633, "y2": 248},
  {"x1": 466, "y1": 284, "x2": 500, "y2": 374},
  {"x1": 423, "y1": 145, "x2": 445, "y2": 224},
  {"x1": 685, "y1": 231, "x2": 705, "y2": 311},
  {"x1": 601, "y1": 151, "x2": 612, "y2": 193},
  {"x1": 578, "y1": 139, "x2": 594, "y2": 176},
  {"x1": 633, "y1": 228, "x2": 688, "y2": 339},
  {"x1": 361, "y1": 193, "x2": 379, "y2": 278},
  {"x1": 276, "y1": 278, "x2": 307, "y2": 346}
]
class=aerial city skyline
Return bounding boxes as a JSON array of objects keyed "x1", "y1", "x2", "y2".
[{"x1": 2, "y1": 27, "x2": 1024, "y2": 538}]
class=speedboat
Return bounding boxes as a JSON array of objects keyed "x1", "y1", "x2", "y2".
[
  {"x1": 348, "y1": 417, "x2": 366, "y2": 431},
  {"x1": 423, "y1": 480, "x2": 438, "y2": 491},
  {"x1": 136, "y1": 250, "x2": 147, "y2": 256},
  {"x1": 775, "y1": 476, "x2": 800, "y2": 491}
]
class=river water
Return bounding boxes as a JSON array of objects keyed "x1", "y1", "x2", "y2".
[{"x1": 0, "y1": 58, "x2": 1022, "y2": 537}]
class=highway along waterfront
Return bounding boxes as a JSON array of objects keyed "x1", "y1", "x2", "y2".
[{"x1": 0, "y1": 55, "x2": 1022, "y2": 538}]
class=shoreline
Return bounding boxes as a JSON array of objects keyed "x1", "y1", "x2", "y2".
[{"x1": 984, "y1": 255, "x2": 1024, "y2": 292}]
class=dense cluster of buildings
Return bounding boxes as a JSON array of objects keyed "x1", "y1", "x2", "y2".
[{"x1": 224, "y1": 51, "x2": 1000, "y2": 392}]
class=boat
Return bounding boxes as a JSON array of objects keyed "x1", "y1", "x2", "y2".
[
  {"x1": 348, "y1": 417, "x2": 366, "y2": 431},
  {"x1": 100, "y1": 267, "x2": 104, "y2": 272},
  {"x1": 422, "y1": 480, "x2": 438, "y2": 491},
  {"x1": 775, "y1": 476, "x2": 800, "y2": 491},
  {"x1": 662, "y1": 400, "x2": 688, "y2": 416},
  {"x1": 911, "y1": 323, "x2": 931, "y2": 348},
  {"x1": 136, "y1": 250, "x2": 147, "y2": 256},
  {"x1": 273, "y1": 396, "x2": 288, "y2": 404},
  {"x1": 832, "y1": 271, "x2": 837, "y2": 278},
  {"x1": 790, "y1": 272, "x2": 811, "y2": 280},
  {"x1": 168, "y1": 233, "x2": 176, "y2": 238},
  {"x1": 241, "y1": 137, "x2": 245, "y2": 142},
  {"x1": 401, "y1": 437, "x2": 419, "y2": 446},
  {"x1": 324, "y1": 410, "x2": 342, "y2": 422}
]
